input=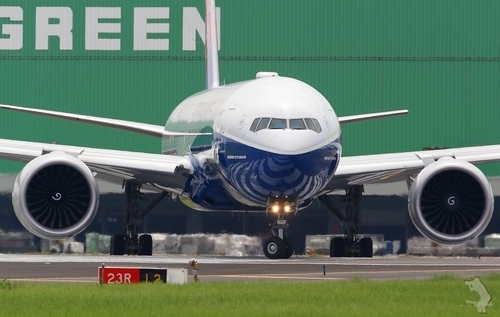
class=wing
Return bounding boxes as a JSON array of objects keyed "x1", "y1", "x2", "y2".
[
  {"x1": 0, "y1": 104, "x2": 211, "y2": 138},
  {"x1": 0, "y1": 138, "x2": 192, "y2": 194},
  {"x1": 338, "y1": 109, "x2": 408, "y2": 124},
  {"x1": 323, "y1": 145, "x2": 500, "y2": 192}
]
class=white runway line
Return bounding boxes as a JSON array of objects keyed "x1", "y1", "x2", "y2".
[
  {"x1": 203, "y1": 274, "x2": 347, "y2": 281},
  {"x1": 8, "y1": 277, "x2": 97, "y2": 283}
]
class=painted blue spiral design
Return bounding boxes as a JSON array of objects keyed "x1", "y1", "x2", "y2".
[{"x1": 220, "y1": 140, "x2": 340, "y2": 205}]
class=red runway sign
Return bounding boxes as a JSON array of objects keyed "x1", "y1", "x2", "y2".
[{"x1": 98, "y1": 266, "x2": 167, "y2": 284}]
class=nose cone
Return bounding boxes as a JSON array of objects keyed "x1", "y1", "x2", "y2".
[{"x1": 268, "y1": 133, "x2": 309, "y2": 154}]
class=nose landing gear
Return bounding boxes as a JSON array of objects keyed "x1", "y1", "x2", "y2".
[{"x1": 262, "y1": 196, "x2": 296, "y2": 259}]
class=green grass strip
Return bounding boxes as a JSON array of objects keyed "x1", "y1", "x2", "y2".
[{"x1": 1, "y1": 274, "x2": 499, "y2": 316}]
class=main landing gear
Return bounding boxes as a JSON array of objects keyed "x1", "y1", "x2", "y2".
[
  {"x1": 110, "y1": 181, "x2": 169, "y2": 256},
  {"x1": 318, "y1": 186, "x2": 373, "y2": 258},
  {"x1": 262, "y1": 196, "x2": 296, "y2": 259}
]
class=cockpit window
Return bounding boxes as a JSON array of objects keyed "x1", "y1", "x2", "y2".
[
  {"x1": 256, "y1": 118, "x2": 270, "y2": 131},
  {"x1": 269, "y1": 118, "x2": 287, "y2": 129},
  {"x1": 311, "y1": 118, "x2": 322, "y2": 133},
  {"x1": 250, "y1": 117, "x2": 322, "y2": 133},
  {"x1": 303, "y1": 118, "x2": 317, "y2": 132},
  {"x1": 250, "y1": 118, "x2": 260, "y2": 132},
  {"x1": 289, "y1": 119, "x2": 307, "y2": 130}
]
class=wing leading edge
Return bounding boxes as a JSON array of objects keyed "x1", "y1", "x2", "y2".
[
  {"x1": 0, "y1": 104, "x2": 211, "y2": 138},
  {"x1": 338, "y1": 109, "x2": 408, "y2": 124},
  {"x1": 0, "y1": 138, "x2": 192, "y2": 193},
  {"x1": 324, "y1": 145, "x2": 500, "y2": 192}
]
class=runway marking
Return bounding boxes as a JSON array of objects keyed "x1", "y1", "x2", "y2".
[
  {"x1": 8, "y1": 277, "x2": 97, "y2": 283},
  {"x1": 330, "y1": 268, "x2": 500, "y2": 275},
  {"x1": 274, "y1": 268, "x2": 500, "y2": 276},
  {"x1": 203, "y1": 274, "x2": 347, "y2": 281},
  {"x1": 202, "y1": 268, "x2": 500, "y2": 281}
]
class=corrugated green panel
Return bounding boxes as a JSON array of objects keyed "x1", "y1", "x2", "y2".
[
  {"x1": 3, "y1": 0, "x2": 500, "y2": 57},
  {"x1": 220, "y1": 0, "x2": 500, "y2": 58},
  {"x1": 1, "y1": 0, "x2": 500, "y2": 175},
  {"x1": 0, "y1": 59, "x2": 202, "y2": 145}
]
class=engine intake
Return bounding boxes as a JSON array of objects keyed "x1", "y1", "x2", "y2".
[
  {"x1": 408, "y1": 157, "x2": 493, "y2": 244},
  {"x1": 12, "y1": 151, "x2": 99, "y2": 239}
]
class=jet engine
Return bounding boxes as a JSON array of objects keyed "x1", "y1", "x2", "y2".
[
  {"x1": 408, "y1": 157, "x2": 493, "y2": 244},
  {"x1": 12, "y1": 151, "x2": 99, "y2": 239}
]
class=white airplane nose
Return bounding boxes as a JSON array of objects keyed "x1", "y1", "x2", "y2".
[{"x1": 268, "y1": 133, "x2": 309, "y2": 154}]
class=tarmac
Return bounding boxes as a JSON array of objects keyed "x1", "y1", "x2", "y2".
[{"x1": 1, "y1": 254, "x2": 500, "y2": 283}]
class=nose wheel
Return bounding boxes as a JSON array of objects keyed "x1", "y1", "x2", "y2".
[
  {"x1": 263, "y1": 236, "x2": 285, "y2": 259},
  {"x1": 263, "y1": 212, "x2": 295, "y2": 259},
  {"x1": 263, "y1": 236, "x2": 294, "y2": 259}
]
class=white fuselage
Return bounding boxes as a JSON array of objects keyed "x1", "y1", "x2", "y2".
[{"x1": 162, "y1": 75, "x2": 341, "y2": 211}]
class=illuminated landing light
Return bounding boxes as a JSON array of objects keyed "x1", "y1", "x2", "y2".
[
  {"x1": 272, "y1": 204, "x2": 280, "y2": 213},
  {"x1": 266, "y1": 195, "x2": 298, "y2": 214}
]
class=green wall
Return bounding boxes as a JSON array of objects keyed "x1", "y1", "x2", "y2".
[{"x1": 1, "y1": 0, "x2": 500, "y2": 174}]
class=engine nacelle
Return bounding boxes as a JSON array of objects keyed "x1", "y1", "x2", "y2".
[
  {"x1": 408, "y1": 157, "x2": 493, "y2": 244},
  {"x1": 12, "y1": 151, "x2": 99, "y2": 239}
]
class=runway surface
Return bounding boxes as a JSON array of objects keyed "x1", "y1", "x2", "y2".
[{"x1": 1, "y1": 254, "x2": 500, "y2": 283}]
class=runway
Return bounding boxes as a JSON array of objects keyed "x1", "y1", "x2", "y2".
[{"x1": 1, "y1": 254, "x2": 500, "y2": 283}]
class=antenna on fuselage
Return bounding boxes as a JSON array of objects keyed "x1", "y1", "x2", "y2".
[{"x1": 205, "y1": 0, "x2": 220, "y2": 89}]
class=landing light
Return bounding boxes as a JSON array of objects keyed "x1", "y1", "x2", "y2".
[
  {"x1": 267, "y1": 196, "x2": 298, "y2": 214},
  {"x1": 272, "y1": 204, "x2": 280, "y2": 213}
]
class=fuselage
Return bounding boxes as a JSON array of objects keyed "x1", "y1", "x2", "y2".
[{"x1": 162, "y1": 74, "x2": 341, "y2": 211}]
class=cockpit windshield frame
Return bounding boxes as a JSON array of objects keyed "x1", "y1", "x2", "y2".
[
  {"x1": 250, "y1": 117, "x2": 322, "y2": 133},
  {"x1": 269, "y1": 118, "x2": 287, "y2": 129}
]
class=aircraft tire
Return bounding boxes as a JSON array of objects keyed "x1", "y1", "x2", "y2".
[
  {"x1": 359, "y1": 237, "x2": 373, "y2": 258},
  {"x1": 139, "y1": 234, "x2": 153, "y2": 256},
  {"x1": 282, "y1": 236, "x2": 295, "y2": 259},
  {"x1": 263, "y1": 236, "x2": 286, "y2": 259},
  {"x1": 330, "y1": 237, "x2": 346, "y2": 257},
  {"x1": 110, "y1": 234, "x2": 125, "y2": 255}
]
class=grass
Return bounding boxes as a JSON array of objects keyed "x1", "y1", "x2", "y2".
[{"x1": 0, "y1": 275, "x2": 498, "y2": 316}]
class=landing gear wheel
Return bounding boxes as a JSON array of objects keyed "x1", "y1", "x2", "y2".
[
  {"x1": 110, "y1": 234, "x2": 125, "y2": 255},
  {"x1": 263, "y1": 236, "x2": 286, "y2": 259},
  {"x1": 330, "y1": 237, "x2": 346, "y2": 257},
  {"x1": 359, "y1": 237, "x2": 373, "y2": 258},
  {"x1": 282, "y1": 236, "x2": 295, "y2": 259},
  {"x1": 139, "y1": 234, "x2": 153, "y2": 256}
]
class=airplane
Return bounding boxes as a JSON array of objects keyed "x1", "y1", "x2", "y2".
[{"x1": 0, "y1": 0, "x2": 498, "y2": 259}]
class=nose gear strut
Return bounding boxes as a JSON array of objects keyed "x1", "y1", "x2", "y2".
[{"x1": 262, "y1": 196, "x2": 296, "y2": 259}]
